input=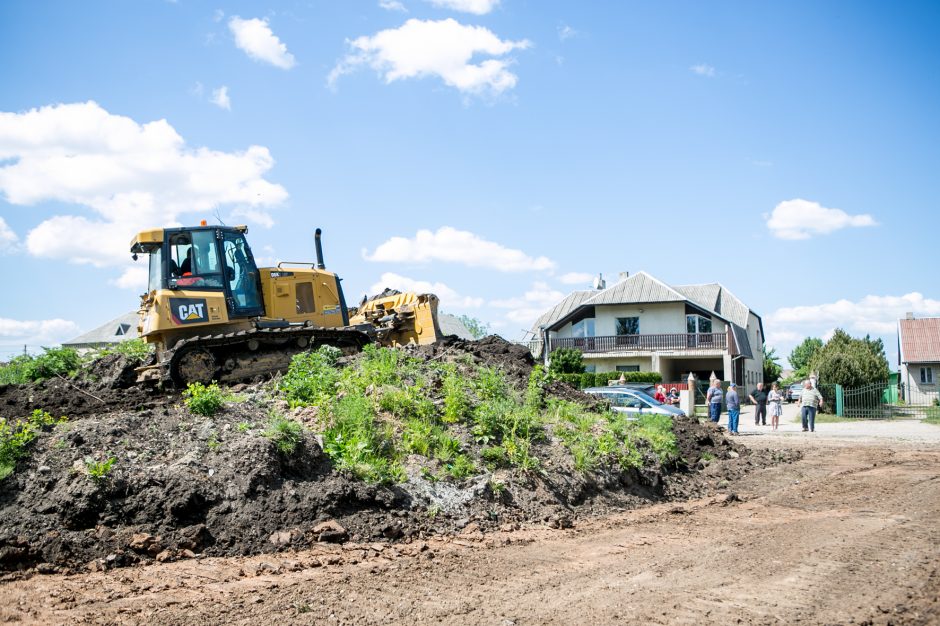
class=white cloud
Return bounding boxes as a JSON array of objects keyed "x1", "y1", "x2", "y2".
[
  {"x1": 690, "y1": 63, "x2": 716, "y2": 77},
  {"x1": 558, "y1": 24, "x2": 577, "y2": 41},
  {"x1": 766, "y1": 199, "x2": 877, "y2": 240},
  {"x1": 329, "y1": 18, "x2": 531, "y2": 96},
  {"x1": 0, "y1": 101, "x2": 288, "y2": 271},
  {"x1": 363, "y1": 226, "x2": 555, "y2": 272},
  {"x1": 491, "y1": 281, "x2": 565, "y2": 332},
  {"x1": 379, "y1": 0, "x2": 407, "y2": 11},
  {"x1": 111, "y1": 266, "x2": 149, "y2": 290},
  {"x1": 0, "y1": 317, "x2": 80, "y2": 350},
  {"x1": 228, "y1": 16, "x2": 296, "y2": 70},
  {"x1": 558, "y1": 271, "x2": 594, "y2": 286},
  {"x1": 211, "y1": 85, "x2": 231, "y2": 110},
  {"x1": 425, "y1": 0, "x2": 499, "y2": 14},
  {"x1": 367, "y1": 272, "x2": 484, "y2": 309},
  {"x1": 0, "y1": 217, "x2": 18, "y2": 253},
  {"x1": 213, "y1": 9, "x2": 225, "y2": 23},
  {"x1": 766, "y1": 292, "x2": 940, "y2": 366}
]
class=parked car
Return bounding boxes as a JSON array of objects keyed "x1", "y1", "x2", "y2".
[
  {"x1": 584, "y1": 386, "x2": 686, "y2": 418},
  {"x1": 786, "y1": 383, "x2": 803, "y2": 403}
]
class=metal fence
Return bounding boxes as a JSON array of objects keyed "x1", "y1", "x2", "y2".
[{"x1": 839, "y1": 382, "x2": 938, "y2": 420}]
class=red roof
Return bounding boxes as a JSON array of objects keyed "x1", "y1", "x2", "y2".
[{"x1": 899, "y1": 317, "x2": 940, "y2": 363}]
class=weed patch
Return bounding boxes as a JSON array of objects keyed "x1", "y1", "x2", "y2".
[
  {"x1": 264, "y1": 415, "x2": 304, "y2": 455},
  {"x1": 0, "y1": 410, "x2": 66, "y2": 479},
  {"x1": 183, "y1": 382, "x2": 225, "y2": 417}
]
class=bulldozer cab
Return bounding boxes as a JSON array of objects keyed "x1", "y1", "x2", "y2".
[{"x1": 134, "y1": 225, "x2": 265, "y2": 319}]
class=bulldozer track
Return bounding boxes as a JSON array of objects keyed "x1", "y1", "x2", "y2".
[{"x1": 162, "y1": 324, "x2": 371, "y2": 387}]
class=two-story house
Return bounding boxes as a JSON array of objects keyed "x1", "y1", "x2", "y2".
[{"x1": 529, "y1": 271, "x2": 765, "y2": 392}]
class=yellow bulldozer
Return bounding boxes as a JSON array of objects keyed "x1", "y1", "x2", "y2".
[{"x1": 129, "y1": 223, "x2": 443, "y2": 386}]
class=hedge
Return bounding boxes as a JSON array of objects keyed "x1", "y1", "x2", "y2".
[{"x1": 554, "y1": 371, "x2": 663, "y2": 389}]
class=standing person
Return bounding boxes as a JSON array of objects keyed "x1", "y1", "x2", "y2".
[
  {"x1": 799, "y1": 380, "x2": 825, "y2": 432},
  {"x1": 768, "y1": 382, "x2": 784, "y2": 431},
  {"x1": 749, "y1": 381, "x2": 769, "y2": 426},
  {"x1": 726, "y1": 383, "x2": 740, "y2": 435},
  {"x1": 706, "y1": 379, "x2": 723, "y2": 423}
]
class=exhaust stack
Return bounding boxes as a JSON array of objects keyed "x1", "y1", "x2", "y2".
[{"x1": 314, "y1": 228, "x2": 326, "y2": 269}]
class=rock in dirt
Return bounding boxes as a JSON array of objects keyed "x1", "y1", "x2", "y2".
[{"x1": 312, "y1": 520, "x2": 348, "y2": 543}]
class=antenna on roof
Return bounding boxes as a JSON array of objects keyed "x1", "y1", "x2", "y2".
[{"x1": 593, "y1": 273, "x2": 606, "y2": 290}]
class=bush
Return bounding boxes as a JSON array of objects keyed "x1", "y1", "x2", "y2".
[
  {"x1": 182, "y1": 381, "x2": 225, "y2": 417},
  {"x1": 0, "y1": 355, "x2": 32, "y2": 385},
  {"x1": 548, "y1": 348, "x2": 583, "y2": 375},
  {"x1": 264, "y1": 415, "x2": 304, "y2": 454},
  {"x1": 0, "y1": 348, "x2": 82, "y2": 385},
  {"x1": 441, "y1": 366, "x2": 472, "y2": 423},
  {"x1": 556, "y1": 373, "x2": 582, "y2": 388},
  {"x1": 0, "y1": 410, "x2": 65, "y2": 479},
  {"x1": 92, "y1": 338, "x2": 153, "y2": 364}
]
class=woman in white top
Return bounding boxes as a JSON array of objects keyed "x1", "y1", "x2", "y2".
[{"x1": 768, "y1": 382, "x2": 784, "y2": 430}]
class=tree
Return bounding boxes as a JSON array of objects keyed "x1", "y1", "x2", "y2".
[
  {"x1": 789, "y1": 337, "x2": 823, "y2": 377},
  {"x1": 810, "y1": 329, "x2": 890, "y2": 388},
  {"x1": 455, "y1": 314, "x2": 490, "y2": 340},
  {"x1": 763, "y1": 345, "x2": 782, "y2": 383}
]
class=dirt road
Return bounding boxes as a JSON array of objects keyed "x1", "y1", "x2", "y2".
[{"x1": 3, "y1": 430, "x2": 939, "y2": 625}]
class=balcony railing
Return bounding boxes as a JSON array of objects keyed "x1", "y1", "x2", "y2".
[{"x1": 547, "y1": 332, "x2": 728, "y2": 354}]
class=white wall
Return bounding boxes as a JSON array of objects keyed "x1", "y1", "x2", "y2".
[{"x1": 902, "y1": 362, "x2": 940, "y2": 404}]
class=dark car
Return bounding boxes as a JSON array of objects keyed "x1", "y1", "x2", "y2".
[{"x1": 786, "y1": 383, "x2": 803, "y2": 403}]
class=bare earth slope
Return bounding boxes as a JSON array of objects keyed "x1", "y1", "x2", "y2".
[{"x1": 2, "y1": 435, "x2": 939, "y2": 625}]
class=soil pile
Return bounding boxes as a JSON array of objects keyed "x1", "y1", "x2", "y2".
[{"x1": 0, "y1": 337, "x2": 799, "y2": 574}]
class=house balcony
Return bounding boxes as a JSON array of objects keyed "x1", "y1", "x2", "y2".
[{"x1": 547, "y1": 332, "x2": 731, "y2": 355}]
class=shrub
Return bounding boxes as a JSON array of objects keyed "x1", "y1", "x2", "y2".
[
  {"x1": 0, "y1": 348, "x2": 83, "y2": 384},
  {"x1": 556, "y1": 373, "x2": 582, "y2": 388},
  {"x1": 548, "y1": 348, "x2": 583, "y2": 375},
  {"x1": 0, "y1": 409, "x2": 65, "y2": 479},
  {"x1": 526, "y1": 365, "x2": 547, "y2": 410},
  {"x1": 94, "y1": 338, "x2": 153, "y2": 364},
  {"x1": 579, "y1": 372, "x2": 595, "y2": 389},
  {"x1": 0, "y1": 355, "x2": 32, "y2": 385},
  {"x1": 182, "y1": 381, "x2": 225, "y2": 417},
  {"x1": 264, "y1": 415, "x2": 304, "y2": 454}
]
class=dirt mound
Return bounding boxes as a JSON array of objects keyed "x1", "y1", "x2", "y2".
[
  {"x1": 0, "y1": 340, "x2": 800, "y2": 574},
  {"x1": 0, "y1": 354, "x2": 161, "y2": 419}
]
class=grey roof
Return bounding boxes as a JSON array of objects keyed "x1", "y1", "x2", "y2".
[
  {"x1": 437, "y1": 313, "x2": 475, "y2": 341},
  {"x1": 585, "y1": 271, "x2": 687, "y2": 306},
  {"x1": 63, "y1": 312, "x2": 140, "y2": 348},
  {"x1": 528, "y1": 290, "x2": 597, "y2": 336},
  {"x1": 674, "y1": 283, "x2": 750, "y2": 328},
  {"x1": 729, "y1": 324, "x2": 754, "y2": 359}
]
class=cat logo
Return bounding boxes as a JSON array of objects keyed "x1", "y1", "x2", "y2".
[{"x1": 169, "y1": 298, "x2": 209, "y2": 325}]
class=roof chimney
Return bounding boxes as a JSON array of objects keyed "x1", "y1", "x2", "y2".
[
  {"x1": 906, "y1": 312, "x2": 915, "y2": 320},
  {"x1": 593, "y1": 273, "x2": 606, "y2": 290},
  {"x1": 619, "y1": 271, "x2": 630, "y2": 281}
]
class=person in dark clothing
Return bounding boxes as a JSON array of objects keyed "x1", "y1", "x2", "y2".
[{"x1": 749, "y1": 382, "x2": 769, "y2": 426}]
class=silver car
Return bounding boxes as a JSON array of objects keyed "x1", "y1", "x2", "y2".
[{"x1": 584, "y1": 386, "x2": 687, "y2": 418}]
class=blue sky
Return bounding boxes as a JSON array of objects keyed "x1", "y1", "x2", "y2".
[{"x1": 1, "y1": 0, "x2": 938, "y2": 367}]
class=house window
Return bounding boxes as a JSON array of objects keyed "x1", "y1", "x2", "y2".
[
  {"x1": 921, "y1": 367, "x2": 934, "y2": 384},
  {"x1": 584, "y1": 365, "x2": 596, "y2": 373},
  {"x1": 572, "y1": 318, "x2": 595, "y2": 338},
  {"x1": 686, "y1": 314, "x2": 712, "y2": 334},
  {"x1": 616, "y1": 365, "x2": 640, "y2": 372},
  {"x1": 615, "y1": 317, "x2": 639, "y2": 335}
]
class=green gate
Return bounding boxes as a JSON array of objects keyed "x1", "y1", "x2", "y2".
[{"x1": 842, "y1": 382, "x2": 936, "y2": 419}]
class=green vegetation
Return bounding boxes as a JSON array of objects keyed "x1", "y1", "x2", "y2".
[
  {"x1": 548, "y1": 347, "x2": 584, "y2": 375},
  {"x1": 278, "y1": 346, "x2": 343, "y2": 408},
  {"x1": 182, "y1": 381, "x2": 226, "y2": 417},
  {"x1": 277, "y1": 344, "x2": 681, "y2": 485},
  {"x1": 90, "y1": 338, "x2": 153, "y2": 364},
  {"x1": 0, "y1": 347, "x2": 82, "y2": 385},
  {"x1": 85, "y1": 457, "x2": 116, "y2": 483},
  {"x1": 763, "y1": 345, "x2": 782, "y2": 383},
  {"x1": 812, "y1": 330, "x2": 890, "y2": 388},
  {"x1": 550, "y1": 400, "x2": 678, "y2": 473},
  {"x1": 789, "y1": 337, "x2": 823, "y2": 380},
  {"x1": 455, "y1": 314, "x2": 491, "y2": 340},
  {"x1": 264, "y1": 414, "x2": 304, "y2": 454},
  {"x1": 925, "y1": 407, "x2": 940, "y2": 425},
  {"x1": 0, "y1": 409, "x2": 66, "y2": 479}
]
